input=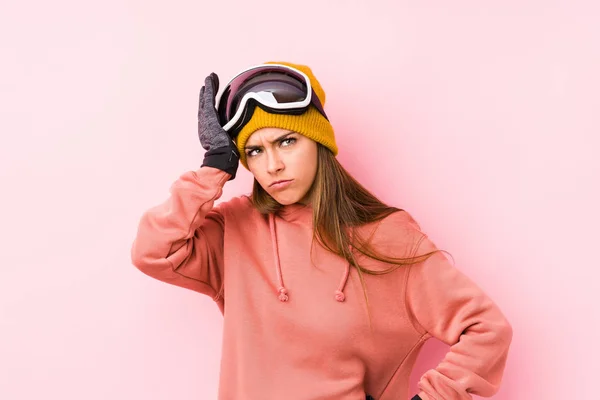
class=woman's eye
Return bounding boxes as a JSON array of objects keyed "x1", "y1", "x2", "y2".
[
  {"x1": 246, "y1": 138, "x2": 295, "y2": 158},
  {"x1": 281, "y1": 138, "x2": 296, "y2": 147}
]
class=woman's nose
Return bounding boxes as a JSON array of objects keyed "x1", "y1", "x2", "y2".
[{"x1": 266, "y1": 152, "x2": 284, "y2": 174}]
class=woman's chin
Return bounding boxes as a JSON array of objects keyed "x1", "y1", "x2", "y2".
[
  {"x1": 273, "y1": 197, "x2": 296, "y2": 206},
  {"x1": 271, "y1": 192, "x2": 301, "y2": 206}
]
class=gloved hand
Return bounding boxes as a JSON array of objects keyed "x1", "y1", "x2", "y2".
[{"x1": 198, "y1": 72, "x2": 240, "y2": 180}]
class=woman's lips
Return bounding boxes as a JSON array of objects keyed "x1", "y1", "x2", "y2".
[{"x1": 270, "y1": 179, "x2": 293, "y2": 190}]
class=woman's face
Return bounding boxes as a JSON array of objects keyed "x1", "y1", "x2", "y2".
[{"x1": 244, "y1": 127, "x2": 318, "y2": 205}]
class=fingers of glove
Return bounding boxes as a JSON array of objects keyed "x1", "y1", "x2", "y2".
[
  {"x1": 198, "y1": 86, "x2": 205, "y2": 115},
  {"x1": 204, "y1": 74, "x2": 215, "y2": 103},
  {"x1": 200, "y1": 80, "x2": 220, "y2": 127},
  {"x1": 204, "y1": 73, "x2": 221, "y2": 108},
  {"x1": 210, "y1": 72, "x2": 219, "y2": 93}
]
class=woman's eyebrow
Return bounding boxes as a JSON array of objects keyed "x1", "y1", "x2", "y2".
[{"x1": 244, "y1": 131, "x2": 295, "y2": 150}]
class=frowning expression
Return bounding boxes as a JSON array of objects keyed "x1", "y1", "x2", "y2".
[{"x1": 244, "y1": 127, "x2": 318, "y2": 205}]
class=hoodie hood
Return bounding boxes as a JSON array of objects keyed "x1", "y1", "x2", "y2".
[{"x1": 268, "y1": 203, "x2": 351, "y2": 303}]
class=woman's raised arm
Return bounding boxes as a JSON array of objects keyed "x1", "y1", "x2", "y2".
[{"x1": 131, "y1": 166, "x2": 231, "y2": 309}]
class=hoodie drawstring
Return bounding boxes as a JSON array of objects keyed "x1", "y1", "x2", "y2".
[
  {"x1": 269, "y1": 213, "x2": 350, "y2": 303},
  {"x1": 335, "y1": 244, "x2": 351, "y2": 302},
  {"x1": 269, "y1": 213, "x2": 289, "y2": 302}
]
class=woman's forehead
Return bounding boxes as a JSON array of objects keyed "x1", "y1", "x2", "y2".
[{"x1": 246, "y1": 128, "x2": 296, "y2": 146}]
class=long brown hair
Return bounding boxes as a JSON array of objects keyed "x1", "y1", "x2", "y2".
[{"x1": 250, "y1": 144, "x2": 446, "y2": 322}]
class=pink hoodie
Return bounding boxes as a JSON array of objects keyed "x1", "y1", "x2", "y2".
[{"x1": 131, "y1": 166, "x2": 513, "y2": 400}]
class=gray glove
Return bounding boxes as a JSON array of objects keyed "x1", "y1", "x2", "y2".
[
  {"x1": 198, "y1": 73, "x2": 240, "y2": 180},
  {"x1": 197, "y1": 73, "x2": 230, "y2": 150}
]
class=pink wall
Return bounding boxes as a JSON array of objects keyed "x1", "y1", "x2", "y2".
[{"x1": 1, "y1": 1, "x2": 598, "y2": 399}]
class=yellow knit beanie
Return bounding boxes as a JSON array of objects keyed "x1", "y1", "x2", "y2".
[{"x1": 233, "y1": 61, "x2": 338, "y2": 169}]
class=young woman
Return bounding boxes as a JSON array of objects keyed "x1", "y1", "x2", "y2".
[{"x1": 131, "y1": 61, "x2": 513, "y2": 400}]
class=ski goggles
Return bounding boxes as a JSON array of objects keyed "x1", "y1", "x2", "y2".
[{"x1": 216, "y1": 64, "x2": 329, "y2": 137}]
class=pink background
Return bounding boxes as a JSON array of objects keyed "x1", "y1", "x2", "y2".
[{"x1": 1, "y1": 1, "x2": 598, "y2": 399}]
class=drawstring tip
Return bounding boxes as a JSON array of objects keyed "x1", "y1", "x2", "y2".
[
  {"x1": 278, "y1": 287, "x2": 289, "y2": 302},
  {"x1": 335, "y1": 290, "x2": 346, "y2": 302}
]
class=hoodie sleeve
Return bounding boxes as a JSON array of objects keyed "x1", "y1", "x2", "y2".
[
  {"x1": 130, "y1": 166, "x2": 231, "y2": 304},
  {"x1": 401, "y1": 213, "x2": 513, "y2": 400}
]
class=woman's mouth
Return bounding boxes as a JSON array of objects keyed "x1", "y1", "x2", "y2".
[{"x1": 270, "y1": 179, "x2": 293, "y2": 190}]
